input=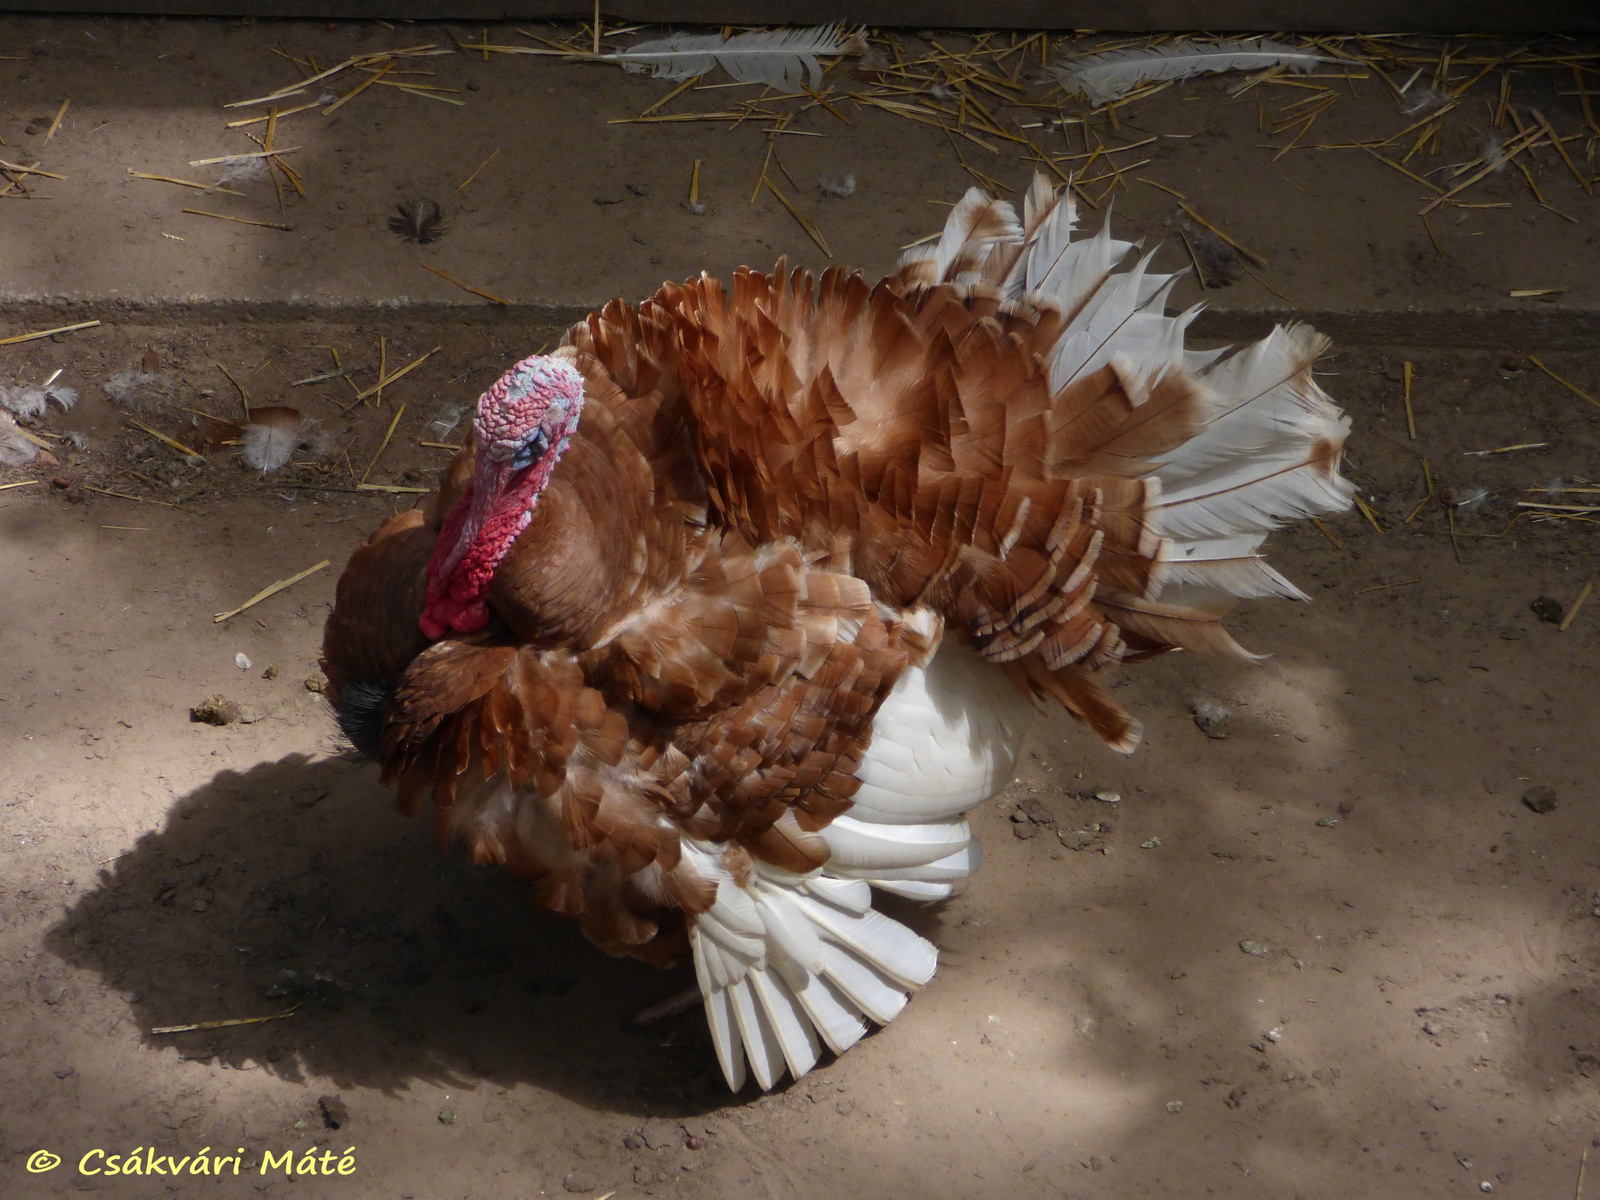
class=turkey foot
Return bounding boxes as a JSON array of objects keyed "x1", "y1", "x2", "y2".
[{"x1": 630, "y1": 986, "x2": 702, "y2": 1027}]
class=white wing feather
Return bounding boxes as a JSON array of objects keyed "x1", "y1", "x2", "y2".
[
  {"x1": 606, "y1": 24, "x2": 864, "y2": 89},
  {"x1": 1052, "y1": 40, "x2": 1329, "y2": 107}
]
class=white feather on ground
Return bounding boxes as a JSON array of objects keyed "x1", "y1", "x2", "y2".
[
  {"x1": 1050, "y1": 40, "x2": 1328, "y2": 107},
  {"x1": 605, "y1": 24, "x2": 865, "y2": 90},
  {"x1": 240, "y1": 411, "x2": 303, "y2": 473},
  {"x1": 105, "y1": 370, "x2": 175, "y2": 413},
  {"x1": 0, "y1": 411, "x2": 39, "y2": 466},
  {"x1": 1, "y1": 380, "x2": 76, "y2": 419},
  {"x1": 210, "y1": 156, "x2": 269, "y2": 189},
  {"x1": 427, "y1": 404, "x2": 463, "y2": 438},
  {"x1": 239, "y1": 407, "x2": 335, "y2": 473}
]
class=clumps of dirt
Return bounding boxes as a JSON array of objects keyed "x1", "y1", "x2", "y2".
[{"x1": 189, "y1": 695, "x2": 241, "y2": 725}]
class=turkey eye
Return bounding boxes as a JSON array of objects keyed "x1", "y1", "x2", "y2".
[{"x1": 509, "y1": 429, "x2": 549, "y2": 470}]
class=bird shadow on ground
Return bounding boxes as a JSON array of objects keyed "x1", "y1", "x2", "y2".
[{"x1": 42, "y1": 752, "x2": 949, "y2": 1119}]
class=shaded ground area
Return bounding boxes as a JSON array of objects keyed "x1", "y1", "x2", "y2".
[{"x1": 2, "y1": 324, "x2": 1598, "y2": 1199}]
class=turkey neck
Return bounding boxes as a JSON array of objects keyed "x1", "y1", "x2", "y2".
[{"x1": 485, "y1": 436, "x2": 629, "y2": 647}]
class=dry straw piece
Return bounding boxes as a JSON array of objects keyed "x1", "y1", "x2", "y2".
[
  {"x1": 151, "y1": 1008, "x2": 299, "y2": 1035},
  {"x1": 0, "y1": 320, "x2": 100, "y2": 347},
  {"x1": 213, "y1": 560, "x2": 330, "y2": 623}
]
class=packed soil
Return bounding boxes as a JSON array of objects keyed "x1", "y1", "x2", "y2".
[{"x1": 2, "y1": 312, "x2": 1599, "y2": 1200}]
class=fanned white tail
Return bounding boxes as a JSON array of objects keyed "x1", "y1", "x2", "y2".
[
  {"x1": 906, "y1": 175, "x2": 1353, "y2": 611},
  {"x1": 690, "y1": 174, "x2": 1351, "y2": 1091},
  {"x1": 686, "y1": 645, "x2": 1035, "y2": 1090}
]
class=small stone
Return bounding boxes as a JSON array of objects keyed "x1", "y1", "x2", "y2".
[
  {"x1": 622, "y1": 1133, "x2": 644, "y2": 1151},
  {"x1": 1264, "y1": 1027, "x2": 1282, "y2": 1042},
  {"x1": 563, "y1": 1170, "x2": 597, "y2": 1193},
  {"x1": 190, "y1": 695, "x2": 241, "y2": 726},
  {"x1": 437, "y1": 1108, "x2": 457, "y2": 1125},
  {"x1": 1239, "y1": 939, "x2": 1270, "y2": 957},
  {"x1": 1530, "y1": 596, "x2": 1564, "y2": 624},
  {"x1": 1094, "y1": 790, "x2": 1121, "y2": 804},
  {"x1": 1191, "y1": 696, "x2": 1231, "y2": 738},
  {"x1": 1316, "y1": 817, "x2": 1340, "y2": 827},
  {"x1": 1166, "y1": 1100, "x2": 1183, "y2": 1113},
  {"x1": 1012, "y1": 822, "x2": 1039, "y2": 840},
  {"x1": 318, "y1": 1094, "x2": 349, "y2": 1129},
  {"x1": 1428, "y1": 1098, "x2": 1447, "y2": 1111},
  {"x1": 1421, "y1": 1020, "x2": 1442, "y2": 1036},
  {"x1": 1140, "y1": 837, "x2": 1162, "y2": 849},
  {"x1": 304, "y1": 673, "x2": 328, "y2": 694},
  {"x1": 1498, "y1": 625, "x2": 1526, "y2": 641},
  {"x1": 625, "y1": 182, "x2": 650, "y2": 196},
  {"x1": 262, "y1": 664, "x2": 278, "y2": 680},
  {"x1": 1413, "y1": 671, "x2": 1441, "y2": 683},
  {"x1": 234, "y1": 652, "x2": 252, "y2": 670},
  {"x1": 1522, "y1": 785, "x2": 1558, "y2": 814},
  {"x1": 835, "y1": 1097, "x2": 855, "y2": 1115},
  {"x1": 1060, "y1": 829, "x2": 1096, "y2": 851},
  {"x1": 1480, "y1": 1183, "x2": 1494, "y2": 1193},
  {"x1": 685, "y1": 1135, "x2": 702, "y2": 1151},
  {"x1": 53, "y1": 1065, "x2": 74, "y2": 1079}
]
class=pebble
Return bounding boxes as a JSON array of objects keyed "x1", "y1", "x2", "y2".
[
  {"x1": 1521, "y1": 785, "x2": 1558, "y2": 814},
  {"x1": 1191, "y1": 696, "x2": 1231, "y2": 739},
  {"x1": 234, "y1": 652, "x2": 252, "y2": 669},
  {"x1": 318, "y1": 1094, "x2": 349, "y2": 1129},
  {"x1": 1421, "y1": 1020, "x2": 1442, "y2": 1036},
  {"x1": 437, "y1": 1108, "x2": 457, "y2": 1125},
  {"x1": 1530, "y1": 596, "x2": 1564, "y2": 624},
  {"x1": 1094, "y1": 790, "x2": 1121, "y2": 804},
  {"x1": 1166, "y1": 1100, "x2": 1183, "y2": 1113},
  {"x1": 1239, "y1": 940, "x2": 1270, "y2": 957},
  {"x1": 562, "y1": 1170, "x2": 597, "y2": 1193}
]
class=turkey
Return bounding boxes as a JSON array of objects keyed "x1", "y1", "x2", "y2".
[{"x1": 320, "y1": 173, "x2": 1353, "y2": 1091}]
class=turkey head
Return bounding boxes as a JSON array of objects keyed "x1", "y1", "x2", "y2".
[{"x1": 419, "y1": 356, "x2": 586, "y2": 640}]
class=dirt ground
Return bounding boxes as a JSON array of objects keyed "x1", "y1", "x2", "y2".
[
  {"x1": 2, "y1": 320, "x2": 1599, "y2": 1200},
  {"x1": 4, "y1": 17, "x2": 1600, "y2": 1200}
]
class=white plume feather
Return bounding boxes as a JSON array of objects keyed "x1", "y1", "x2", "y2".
[
  {"x1": 606, "y1": 23, "x2": 865, "y2": 89},
  {"x1": 1051, "y1": 40, "x2": 1329, "y2": 107},
  {"x1": 0, "y1": 410, "x2": 39, "y2": 465}
]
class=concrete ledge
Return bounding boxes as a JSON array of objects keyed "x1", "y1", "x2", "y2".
[
  {"x1": 3, "y1": 15, "x2": 1597, "y2": 355},
  {"x1": 1, "y1": 3, "x2": 1597, "y2": 34}
]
